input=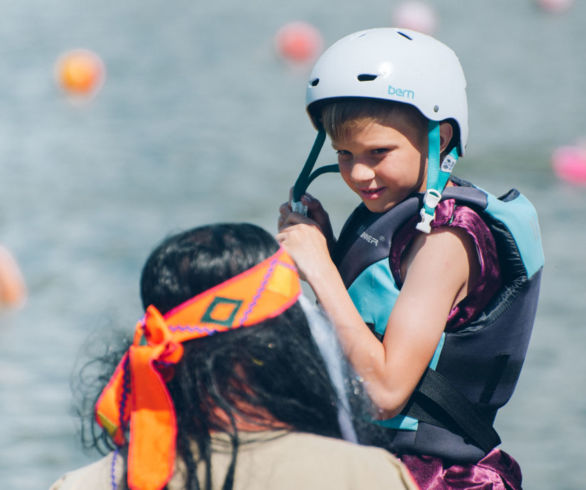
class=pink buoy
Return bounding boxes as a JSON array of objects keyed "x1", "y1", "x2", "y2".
[
  {"x1": 536, "y1": 0, "x2": 574, "y2": 13},
  {"x1": 551, "y1": 145, "x2": 586, "y2": 185},
  {"x1": 392, "y1": 1, "x2": 438, "y2": 35},
  {"x1": 274, "y1": 21, "x2": 323, "y2": 64}
]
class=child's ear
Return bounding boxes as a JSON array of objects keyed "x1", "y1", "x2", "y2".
[{"x1": 439, "y1": 122, "x2": 454, "y2": 153}]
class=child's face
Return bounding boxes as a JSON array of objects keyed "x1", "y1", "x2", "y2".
[{"x1": 332, "y1": 113, "x2": 427, "y2": 213}]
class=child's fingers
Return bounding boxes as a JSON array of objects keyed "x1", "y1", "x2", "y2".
[
  {"x1": 279, "y1": 201, "x2": 311, "y2": 230},
  {"x1": 290, "y1": 190, "x2": 319, "y2": 208},
  {"x1": 301, "y1": 192, "x2": 317, "y2": 203},
  {"x1": 300, "y1": 194, "x2": 330, "y2": 228},
  {"x1": 279, "y1": 201, "x2": 291, "y2": 216},
  {"x1": 301, "y1": 193, "x2": 329, "y2": 216}
]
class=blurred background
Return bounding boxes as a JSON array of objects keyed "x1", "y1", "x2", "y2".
[{"x1": 0, "y1": 0, "x2": 584, "y2": 488}]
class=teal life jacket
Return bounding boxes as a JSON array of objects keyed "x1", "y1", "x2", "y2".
[{"x1": 333, "y1": 178, "x2": 544, "y2": 463}]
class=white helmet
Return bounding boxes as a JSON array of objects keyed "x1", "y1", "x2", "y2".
[{"x1": 305, "y1": 27, "x2": 468, "y2": 155}]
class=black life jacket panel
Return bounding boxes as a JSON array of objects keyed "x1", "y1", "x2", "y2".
[{"x1": 333, "y1": 179, "x2": 544, "y2": 463}]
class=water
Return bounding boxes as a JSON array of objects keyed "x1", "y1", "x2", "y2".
[{"x1": 0, "y1": 1, "x2": 585, "y2": 488}]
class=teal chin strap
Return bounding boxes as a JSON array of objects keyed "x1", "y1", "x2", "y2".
[
  {"x1": 291, "y1": 128, "x2": 339, "y2": 215},
  {"x1": 416, "y1": 121, "x2": 459, "y2": 233}
]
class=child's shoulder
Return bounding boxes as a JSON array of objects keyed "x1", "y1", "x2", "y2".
[{"x1": 392, "y1": 198, "x2": 492, "y2": 256}]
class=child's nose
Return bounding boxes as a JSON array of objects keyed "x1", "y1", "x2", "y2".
[{"x1": 350, "y1": 161, "x2": 375, "y2": 182}]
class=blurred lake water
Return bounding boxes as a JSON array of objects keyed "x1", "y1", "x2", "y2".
[{"x1": 0, "y1": 1, "x2": 585, "y2": 488}]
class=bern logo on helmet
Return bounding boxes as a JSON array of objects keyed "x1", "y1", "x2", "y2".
[{"x1": 387, "y1": 85, "x2": 415, "y2": 100}]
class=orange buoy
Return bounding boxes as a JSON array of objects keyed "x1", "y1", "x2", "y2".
[
  {"x1": 275, "y1": 21, "x2": 323, "y2": 64},
  {"x1": 392, "y1": 1, "x2": 438, "y2": 35},
  {"x1": 55, "y1": 49, "x2": 105, "y2": 97},
  {"x1": 0, "y1": 246, "x2": 26, "y2": 309}
]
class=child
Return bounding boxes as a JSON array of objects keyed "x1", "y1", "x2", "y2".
[
  {"x1": 51, "y1": 223, "x2": 417, "y2": 490},
  {"x1": 277, "y1": 28, "x2": 544, "y2": 489}
]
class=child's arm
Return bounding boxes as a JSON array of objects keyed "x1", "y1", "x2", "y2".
[{"x1": 278, "y1": 212, "x2": 476, "y2": 418}]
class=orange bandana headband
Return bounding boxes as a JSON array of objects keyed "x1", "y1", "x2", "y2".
[{"x1": 95, "y1": 247, "x2": 300, "y2": 490}]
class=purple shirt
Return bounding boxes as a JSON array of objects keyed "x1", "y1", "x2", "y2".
[{"x1": 389, "y1": 198, "x2": 502, "y2": 332}]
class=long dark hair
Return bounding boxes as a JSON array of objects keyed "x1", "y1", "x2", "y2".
[{"x1": 78, "y1": 223, "x2": 347, "y2": 490}]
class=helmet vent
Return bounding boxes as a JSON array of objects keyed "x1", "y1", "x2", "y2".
[
  {"x1": 357, "y1": 74, "x2": 378, "y2": 82},
  {"x1": 397, "y1": 31, "x2": 413, "y2": 41},
  {"x1": 310, "y1": 78, "x2": 320, "y2": 87}
]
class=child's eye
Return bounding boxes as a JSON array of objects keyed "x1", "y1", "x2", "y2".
[
  {"x1": 372, "y1": 148, "x2": 390, "y2": 156},
  {"x1": 336, "y1": 150, "x2": 352, "y2": 160}
]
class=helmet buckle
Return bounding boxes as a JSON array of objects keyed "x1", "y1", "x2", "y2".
[{"x1": 416, "y1": 189, "x2": 442, "y2": 234}]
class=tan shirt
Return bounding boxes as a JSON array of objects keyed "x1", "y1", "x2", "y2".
[{"x1": 50, "y1": 431, "x2": 418, "y2": 489}]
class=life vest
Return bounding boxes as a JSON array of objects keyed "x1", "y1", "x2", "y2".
[{"x1": 333, "y1": 178, "x2": 544, "y2": 463}]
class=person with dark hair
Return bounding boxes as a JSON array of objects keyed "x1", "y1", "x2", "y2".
[{"x1": 51, "y1": 223, "x2": 417, "y2": 490}]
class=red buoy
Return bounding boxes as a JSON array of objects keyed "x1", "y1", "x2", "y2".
[{"x1": 275, "y1": 22, "x2": 323, "y2": 64}]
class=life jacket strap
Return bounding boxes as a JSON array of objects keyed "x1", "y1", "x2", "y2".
[{"x1": 404, "y1": 367, "x2": 501, "y2": 453}]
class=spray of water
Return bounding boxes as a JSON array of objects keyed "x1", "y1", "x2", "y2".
[{"x1": 299, "y1": 295, "x2": 359, "y2": 444}]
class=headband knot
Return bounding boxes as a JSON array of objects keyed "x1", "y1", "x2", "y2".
[{"x1": 138, "y1": 306, "x2": 185, "y2": 381}]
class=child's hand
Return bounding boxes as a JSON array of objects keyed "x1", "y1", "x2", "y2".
[
  {"x1": 276, "y1": 220, "x2": 333, "y2": 283},
  {"x1": 278, "y1": 192, "x2": 335, "y2": 252},
  {"x1": 276, "y1": 192, "x2": 335, "y2": 282}
]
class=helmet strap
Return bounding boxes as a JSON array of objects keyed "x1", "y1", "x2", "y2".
[
  {"x1": 416, "y1": 120, "x2": 459, "y2": 233},
  {"x1": 291, "y1": 127, "x2": 339, "y2": 215},
  {"x1": 292, "y1": 128, "x2": 326, "y2": 214}
]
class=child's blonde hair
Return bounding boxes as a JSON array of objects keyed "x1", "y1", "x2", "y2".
[{"x1": 319, "y1": 99, "x2": 427, "y2": 143}]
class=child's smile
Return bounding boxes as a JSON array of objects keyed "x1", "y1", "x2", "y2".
[{"x1": 358, "y1": 186, "x2": 386, "y2": 200}]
